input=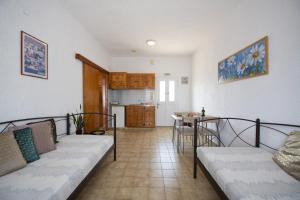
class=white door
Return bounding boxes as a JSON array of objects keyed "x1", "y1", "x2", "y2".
[{"x1": 156, "y1": 76, "x2": 177, "y2": 126}]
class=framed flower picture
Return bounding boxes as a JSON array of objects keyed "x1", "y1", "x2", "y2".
[
  {"x1": 218, "y1": 36, "x2": 268, "y2": 84},
  {"x1": 21, "y1": 31, "x2": 48, "y2": 79}
]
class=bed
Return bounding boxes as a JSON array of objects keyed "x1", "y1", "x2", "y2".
[
  {"x1": 0, "y1": 113, "x2": 117, "y2": 200},
  {"x1": 193, "y1": 117, "x2": 300, "y2": 200}
]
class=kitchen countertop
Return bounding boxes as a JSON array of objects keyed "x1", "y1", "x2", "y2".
[
  {"x1": 111, "y1": 103, "x2": 155, "y2": 107},
  {"x1": 127, "y1": 104, "x2": 155, "y2": 107}
]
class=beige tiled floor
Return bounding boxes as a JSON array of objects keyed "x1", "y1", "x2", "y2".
[{"x1": 76, "y1": 127, "x2": 220, "y2": 200}]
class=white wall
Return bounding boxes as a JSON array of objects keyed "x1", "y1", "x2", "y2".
[
  {"x1": 111, "y1": 56, "x2": 192, "y2": 113},
  {"x1": 192, "y1": 0, "x2": 300, "y2": 148},
  {"x1": 0, "y1": 0, "x2": 111, "y2": 125}
]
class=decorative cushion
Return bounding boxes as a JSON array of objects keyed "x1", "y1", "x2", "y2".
[
  {"x1": 48, "y1": 118, "x2": 58, "y2": 143},
  {"x1": 27, "y1": 118, "x2": 58, "y2": 143},
  {"x1": 13, "y1": 128, "x2": 40, "y2": 163},
  {"x1": 27, "y1": 121, "x2": 56, "y2": 154},
  {"x1": 273, "y1": 131, "x2": 300, "y2": 180},
  {"x1": 9, "y1": 122, "x2": 56, "y2": 154},
  {"x1": 8, "y1": 125, "x2": 28, "y2": 131},
  {"x1": 0, "y1": 132, "x2": 27, "y2": 176}
]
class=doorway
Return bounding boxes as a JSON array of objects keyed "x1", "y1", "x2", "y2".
[
  {"x1": 77, "y1": 54, "x2": 108, "y2": 133},
  {"x1": 155, "y1": 76, "x2": 177, "y2": 126}
]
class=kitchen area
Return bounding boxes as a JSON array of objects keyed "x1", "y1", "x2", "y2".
[{"x1": 109, "y1": 72, "x2": 156, "y2": 128}]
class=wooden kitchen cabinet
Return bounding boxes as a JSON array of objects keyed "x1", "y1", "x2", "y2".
[
  {"x1": 109, "y1": 72, "x2": 155, "y2": 90},
  {"x1": 125, "y1": 106, "x2": 137, "y2": 127},
  {"x1": 144, "y1": 106, "x2": 155, "y2": 127},
  {"x1": 126, "y1": 105, "x2": 145, "y2": 127},
  {"x1": 137, "y1": 106, "x2": 145, "y2": 127},
  {"x1": 127, "y1": 73, "x2": 143, "y2": 89},
  {"x1": 109, "y1": 72, "x2": 127, "y2": 89},
  {"x1": 126, "y1": 105, "x2": 155, "y2": 128},
  {"x1": 126, "y1": 73, "x2": 155, "y2": 89},
  {"x1": 143, "y1": 74, "x2": 155, "y2": 89}
]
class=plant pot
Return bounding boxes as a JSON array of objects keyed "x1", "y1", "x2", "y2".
[{"x1": 76, "y1": 129, "x2": 83, "y2": 135}]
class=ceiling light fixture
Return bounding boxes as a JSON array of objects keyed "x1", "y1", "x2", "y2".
[{"x1": 146, "y1": 40, "x2": 156, "y2": 46}]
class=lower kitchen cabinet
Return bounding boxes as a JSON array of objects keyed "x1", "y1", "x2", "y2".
[
  {"x1": 125, "y1": 105, "x2": 155, "y2": 128},
  {"x1": 125, "y1": 106, "x2": 137, "y2": 127},
  {"x1": 144, "y1": 106, "x2": 155, "y2": 127}
]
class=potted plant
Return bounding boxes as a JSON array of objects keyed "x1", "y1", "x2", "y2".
[{"x1": 72, "y1": 105, "x2": 84, "y2": 135}]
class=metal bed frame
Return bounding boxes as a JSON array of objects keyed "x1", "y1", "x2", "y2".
[
  {"x1": 0, "y1": 112, "x2": 117, "y2": 200},
  {"x1": 192, "y1": 117, "x2": 300, "y2": 200}
]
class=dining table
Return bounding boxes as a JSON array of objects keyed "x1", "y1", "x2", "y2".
[{"x1": 171, "y1": 114, "x2": 220, "y2": 152}]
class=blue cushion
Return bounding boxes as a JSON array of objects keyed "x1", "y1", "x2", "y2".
[{"x1": 13, "y1": 128, "x2": 40, "y2": 163}]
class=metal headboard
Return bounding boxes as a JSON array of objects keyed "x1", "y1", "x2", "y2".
[
  {"x1": 192, "y1": 117, "x2": 300, "y2": 179},
  {"x1": 193, "y1": 117, "x2": 300, "y2": 150},
  {"x1": 0, "y1": 112, "x2": 116, "y2": 135}
]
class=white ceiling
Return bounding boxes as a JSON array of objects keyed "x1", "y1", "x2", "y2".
[{"x1": 60, "y1": 0, "x2": 239, "y2": 56}]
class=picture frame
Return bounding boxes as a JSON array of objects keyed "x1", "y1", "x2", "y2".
[
  {"x1": 218, "y1": 36, "x2": 268, "y2": 84},
  {"x1": 21, "y1": 31, "x2": 48, "y2": 79},
  {"x1": 181, "y1": 76, "x2": 189, "y2": 84}
]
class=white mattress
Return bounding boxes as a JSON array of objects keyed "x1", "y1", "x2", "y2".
[
  {"x1": 0, "y1": 135, "x2": 114, "y2": 200},
  {"x1": 197, "y1": 147, "x2": 300, "y2": 200}
]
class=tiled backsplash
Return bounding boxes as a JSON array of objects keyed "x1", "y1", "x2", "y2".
[{"x1": 109, "y1": 89, "x2": 155, "y2": 105}]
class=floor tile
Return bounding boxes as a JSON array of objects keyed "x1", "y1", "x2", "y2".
[
  {"x1": 115, "y1": 187, "x2": 133, "y2": 200},
  {"x1": 75, "y1": 127, "x2": 219, "y2": 200},
  {"x1": 163, "y1": 169, "x2": 177, "y2": 178},
  {"x1": 161, "y1": 162, "x2": 175, "y2": 170},
  {"x1": 148, "y1": 187, "x2": 166, "y2": 200},
  {"x1": 164, "y1": 178, "x2": 180, "y2": 188},
  {"x1": 131, "y1": 187, "x2": 149, "y2": 200},
  {"x1": 165, "y1": 188, "x2": 182, "y2": 200},
  {"x1": 149, "y1": 177, "x2": 164, "y2": 187},
  {"x1": 149, "y1": 169, "x2": 163, "y2": 177}
]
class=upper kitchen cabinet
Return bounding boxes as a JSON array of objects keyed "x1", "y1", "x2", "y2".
[
  {"x1": 127, "y1": 73, "x2": 143, "y2": 89},
  {"x1": 109, "y1": 72, "x2": 127, "y2": 89},
  {"x1": 127, "y1": 73, "x2": 155, "y2": 89},
  {"x1": 143, "y1": 73, "x2": 155, "y2": 89},
  {"x1": 109, "y1": 72, "x2": 155, "y2": 90}
]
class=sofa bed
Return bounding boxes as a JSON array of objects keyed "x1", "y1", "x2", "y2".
[
  {"x1": 0, "y1": 113, "x2": 117, "y2": 200},
  {"x1": 193, "y1": 117, "x2": 300, "y2": 200}
]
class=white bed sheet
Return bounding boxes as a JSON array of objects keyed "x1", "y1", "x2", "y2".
[
  {"x1": 197, "y1": 147, "x2": 300, "y2": 200},
  {"x1": 0, "y1": 135, "x2": 113, "y2": 200}
]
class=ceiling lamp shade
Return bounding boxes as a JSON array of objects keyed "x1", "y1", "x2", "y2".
[{"x1": 146, "y1": 40, "x2": 156, "y2": 46}]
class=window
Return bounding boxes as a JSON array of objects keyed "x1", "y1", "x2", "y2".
[
  {"x1": 159, "y1": 81, "x2": 165, "y2": 102},
  {"x1": 169, "y1": 80, "x2": 175, "y2": 102}
]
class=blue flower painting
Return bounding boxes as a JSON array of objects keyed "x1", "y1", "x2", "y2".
[
  {"x1": 21, "y1": 31, "x2": 48, "y2": 79},
  {"x1": 218, "y1": 37, "x2": 268, "y2": 83}
]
